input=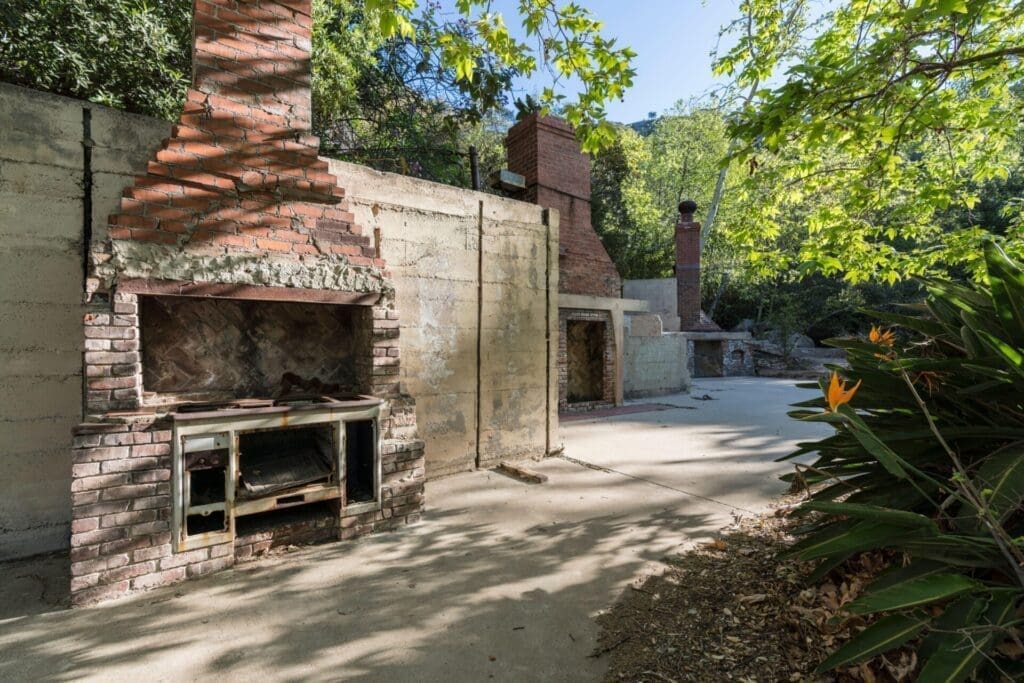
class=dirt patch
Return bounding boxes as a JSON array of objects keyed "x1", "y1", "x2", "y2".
[{"x1": 594, "y1": 503, "x2": 916, "y2": 682}]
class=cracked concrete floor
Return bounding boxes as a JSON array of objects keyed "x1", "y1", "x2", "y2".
[{"x1": 0, "y1": 378, "x2": 827, "y2": 682}]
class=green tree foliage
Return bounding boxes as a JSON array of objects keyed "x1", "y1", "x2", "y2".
[
  {"x1": 1, "y1": 0, "x2": 634, "y2": 155},
  {"x1": 313, "y1": 1, "x2": 516, "y2": 185},
  {"x1": 718, "y1": 0, "x2": 1024, "y2": 283},
  {"x1": 591, "y1": 104, "x2": 737, "y2": 279},
  {"x1": 363, "y1": 0, "x2": 636, "y2": 152},
  {"x1": 0, "y1": 0, "x2": 191, "y2": 118},
  {"x1": 782, "y1": 243, "x2": 1024, "y2": 678}
]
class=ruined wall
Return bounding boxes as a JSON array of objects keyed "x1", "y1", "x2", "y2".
[
  {"x1": 0, "y1": 83, "x2": 172, "y2": 559},
  {"x1": 0, "y1": 83, "x2": 559, "y2": 558},
  {"x1": 329, "y1": 161, "x2": 559, "y2": 477},
  {"x1": 622, "y1": 279, "x2": 680, "y2": 332},
  {"x1": 622, "y1": 314, "x2": 691, "y2": 398}
]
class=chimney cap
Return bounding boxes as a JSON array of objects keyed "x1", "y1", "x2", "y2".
[{"x1": 678, "y1": 199, "x2": 698, "y2": 216}]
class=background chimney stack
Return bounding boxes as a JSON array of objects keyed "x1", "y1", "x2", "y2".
[{"x1": 675, "y1": 200, "x2": 707, "y2": 331}]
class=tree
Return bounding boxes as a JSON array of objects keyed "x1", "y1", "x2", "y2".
[
  {"x1": 591, "y1": 124, "x2": 666, "y2": 278},
  {"x1": 1, "y1": 0, "x2": 635, "y2": 154},
  {"x1": 0, "y1": 0, "x2": 191, "y2": 118},
  {"x1": 313, "y1": 1, "x2": 517, "y2": 185},
  {"x1": 717, "y1": 0, "x2": 1024, "y2": 283},
  {"x1": 591, "y1": 105, "x2": 742, "y2": 280}
]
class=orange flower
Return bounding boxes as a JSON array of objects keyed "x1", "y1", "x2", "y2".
[
  {"x1": 826, "y1": 371, "x2": 862, "y2": 412},
  {"x1": 869, "y1": 325, "x2": 896, "y2": 347}
]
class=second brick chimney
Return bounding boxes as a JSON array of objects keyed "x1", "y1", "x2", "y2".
[
  {"x1": 676, "y1": 200, "x2": 719, "y2": 331},
  {"x1": 505, "y1": 113, "x2": 621, "y2": 298}
]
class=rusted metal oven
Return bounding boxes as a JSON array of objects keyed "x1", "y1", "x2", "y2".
[{"x1": 171, "y1": 396, "x2": 382, "y2": 551}]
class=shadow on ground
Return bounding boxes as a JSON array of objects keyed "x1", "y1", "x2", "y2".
[{"x1": 0, "y1": 378, "x2": 826, "y2": 681}]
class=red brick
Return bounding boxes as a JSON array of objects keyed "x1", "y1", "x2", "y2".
[
  {"x1": 130, "y1": 229, "x2": 178, "y2": 245},
  {"x1": 131, "y1": 567, "x2": 186, "y2": 591},
  {"x1": 256, "y1": 237, "x2": 291, "y2": 252},
  {"x1": 71, "y1": 580, "x2": 130, "y2": 605}
]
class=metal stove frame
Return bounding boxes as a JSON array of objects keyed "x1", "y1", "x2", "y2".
[{"x1": 171, "y1": 398, "x2": 381, "y2": 552}]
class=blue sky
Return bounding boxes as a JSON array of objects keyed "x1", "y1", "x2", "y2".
[{"x1": 438, "y1": 0, "x2": 744, "y2": 124}]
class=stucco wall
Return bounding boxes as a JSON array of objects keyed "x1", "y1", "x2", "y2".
[
  {"x1": 0, "y1": 83, "x2": 558, "y2": 559},
  {"x1": 0, "y1": 83, "x2": 172, "y2": 559},
  {"x1": 622, "y1": 314, "x2": 691, "y2": 397},
  {"x1": 622, "y1": 278, "x2": 679, "y2": 331},
  {"x1": 330, "y1": 161, "x2": 559, "y2": 477}
]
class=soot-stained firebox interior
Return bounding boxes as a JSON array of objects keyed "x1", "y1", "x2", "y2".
[
  {"x1": 140, "y1": 296, "x2": 372, "y2": 401},
  {"x1": 346, "y1": 420, "x2": 375, "y2": 502},
  {"x1": 693, "y1": 340, "x2": 725, "y2": 377},
  {"x1": 566, "y1": 320, "x2": 606, "y2": 403},
  {"x1": 238, "y1": 425, "x2": 336, "y2": 498}
]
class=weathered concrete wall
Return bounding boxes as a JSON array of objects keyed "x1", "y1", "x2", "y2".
[
  {"x1": 622, "y1": 314, "x2": 691, "y2": 397},
  {"x1": 623, "y1": 278, "x2": 680, "y2": 331},
  {"x1": 329, "y1": 161, "x2": 559, "y2": 477},
  {"x1": 0, "y1": 83, "x2": 172, "y2": 559},
  {"x1": 1, "y1": 82, "x2": 560, "y2": 559}
]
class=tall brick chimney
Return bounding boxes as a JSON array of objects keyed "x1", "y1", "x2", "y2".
[
  {"x1": 505, "y1": 113, "x2": 621, "y2": 298},
  {"x1": 675, "y1": 200, "x2": 718, "y2": 331},
  {"x1": 98, "y1": 0, "x2": 372, "y2": 263}
]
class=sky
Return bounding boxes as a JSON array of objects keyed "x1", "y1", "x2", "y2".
[{"x1": 439, "y1": 0, "x2": 745, "y2": 124}]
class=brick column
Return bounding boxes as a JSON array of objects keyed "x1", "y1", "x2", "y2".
[{"x1": 675, "y1": 200, "x2": 703, "y2": 331}]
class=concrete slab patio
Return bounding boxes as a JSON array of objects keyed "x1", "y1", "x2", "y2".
[{"x1": 0, "y1": 378, "x2": 827, "y2": 681}]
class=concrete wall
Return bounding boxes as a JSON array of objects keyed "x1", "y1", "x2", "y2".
[
  {"x1": 0, "y1": 83, "x2": 558, "y2": 557},
  {"x1": 330, "y1": 161, "x2": 559, "y2": 477},
  {"x1": 623, "y1": 278, "x2": 679, "y2": 331},
  {"x1": 0, "y1": 83, "x2": 171, "y2": 559},
  {"x1": 622, "y1": 314, "x2": 690, "y2": 398}
]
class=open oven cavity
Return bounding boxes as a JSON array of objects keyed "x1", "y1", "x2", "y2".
[
  {"x1": 238, "y1": 425, "x2": 336, "y2": 499},
  {"x1": 173, "y1": 405, "x2": 381, "y2": 552}
]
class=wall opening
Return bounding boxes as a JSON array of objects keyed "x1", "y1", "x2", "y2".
[
  {"x1": 566, "y1": 320, "x2": 605, "y2": 403},
  {"x1": 693, "y1": 340, "x2": 724, "y2": 378},
  {"x1": 139, "y1": 296, "x2": 372, "y2": 403},
  {"x1": 345, "y1": 419, "x2": 376, "y2": 503},
  {"x1": 237, "y1": 424, "x2": 336, "y2": 499}
]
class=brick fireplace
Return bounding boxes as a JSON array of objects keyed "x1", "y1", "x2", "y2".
[
  {"x1": 506, "y1": 113, "x2": 639, "y2": 412},
  {"x1": 69, "y1": 0, "x2": 424, "y2": 604}
]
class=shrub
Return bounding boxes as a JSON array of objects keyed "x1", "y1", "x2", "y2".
[{"x1": 781, "y1": 242, "x2": 1024, "y2": 680}]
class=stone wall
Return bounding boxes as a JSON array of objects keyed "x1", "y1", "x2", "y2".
[
  {"x1": 683, "y1": 333, "x2": 756, "y2": 378},
  {"x1": 0, "y1": 82, "x2": 559, "y2": 559},
  {"x1": 330, "y1": 161, "x2": 559, "y2": 475},
  {"x1": 622, "y1": 279, "x2": 679, "y2": 331}
]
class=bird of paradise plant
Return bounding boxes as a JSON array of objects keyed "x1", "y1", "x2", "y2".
[
  {"x1": 825, "y1": 371, "x2": 861, "y2": 412},
  {"x1": 779, "y1": 242, "x2": 1024, "y2": 680}
]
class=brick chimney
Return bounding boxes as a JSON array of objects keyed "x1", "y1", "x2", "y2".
[
  {"x1": 505, "y1": 113, "x2": 621, "y2": 298},
  {"x1": 675, "y1": 200, "x2": 718, "y2": 331},
  {"x1": 98, "y1": 0, "x2": 374, "y2": 265}
]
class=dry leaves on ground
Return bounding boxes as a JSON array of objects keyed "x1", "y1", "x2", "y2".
[{"x1": 594, "y1": 503, "x2": 919, "y2": 682}]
